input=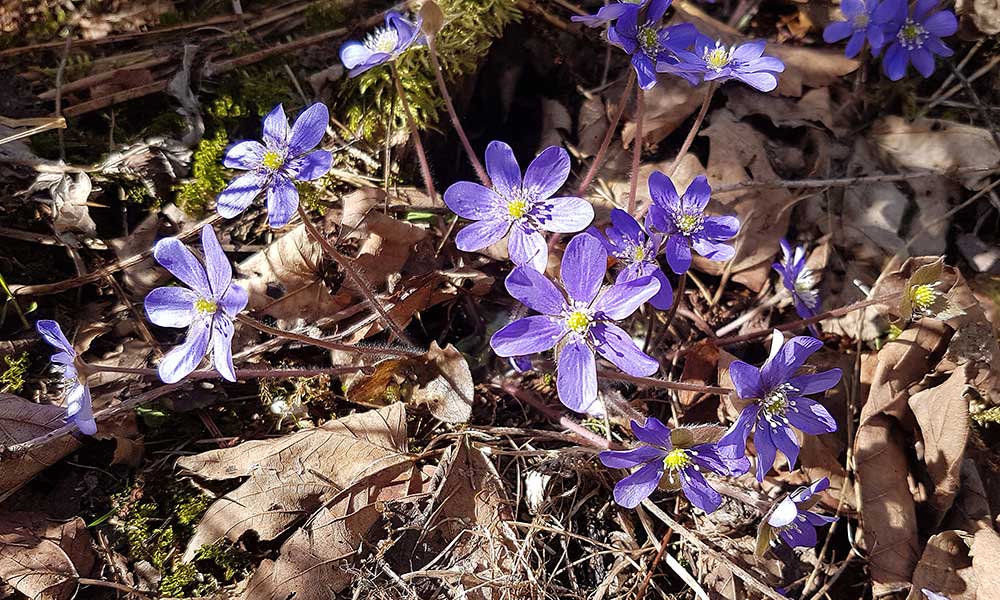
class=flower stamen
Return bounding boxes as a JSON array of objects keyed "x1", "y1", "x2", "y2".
[
  {"x1": 664, "y1": 448, "x2": 692, "y2": 471},
  {"x1": 195, "y1": 298, "x2": 218, "y2": 315},
  {"x1": 364, "y1": 26, "x2": 400, "y2": 53},
  {"x1": 261, "y1": 150, "x2": 285, "y2": 171},
  {"x1": 675, "y1": 213, "x2": 704, "y2": 235},
  {"x1": 565, "y1": 310, "x2": 593, "y2": 335}
]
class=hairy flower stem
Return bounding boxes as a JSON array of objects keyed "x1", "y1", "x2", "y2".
[
  {"x1": 296, "y1": 205, "x2": 413, "y2": 345},
  {"x1": 85, "y1": 364, "x2": 368, "y2": 379},
  {"x1": 389, "y1": 61, "x2": 438, "y2": 202},
  {"x1": 575, "y1": 71, "x2": 637, "y2": 197},
  {"x1": 660, "y1": 272, "x2": 686, "y2": 337},
  {"x1": 627, "y1": 85, "x2": 645, "y2": 215},
  {"x1": 596, "y1": 368, "x2": 733, "y2": 396},
  {"x1": 669, "y1": 82, "x2": 716, "y2": 178},
  {"x1": 236, "y1": 314, "x2": 421, "y2": 359},
  {"x1": 427, "y1": 38, "x2": 489, "y2": 186}
]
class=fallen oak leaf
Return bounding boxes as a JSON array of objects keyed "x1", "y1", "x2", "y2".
[
  {"x1": 177, "y1": 403, "x2": 414, "y2": 560},
  {"x1": 907, "y1": 530, "x2": 977, "y2": 600},
  {"x1": 0, "y1": 394, "x2": 82, "y2": 499},
  {"x1": 0, "y1": 512, "x2": 96, "y2": 600}
]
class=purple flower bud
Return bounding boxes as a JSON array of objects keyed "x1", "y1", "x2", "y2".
[
  {"x1": 217, "y1": 103, "x2": 332, "y2": 228},
  {"x1": 35, "y1": 320, "x2": 97, "y2": 435},
  {"x1": 757, "y1": 477, "x2": 837, "y2": 553},
  {"x1": 773, "y1": 239, "x2": 821, "y2": 331},
  {"x1": 144, "y1": 226, "x2": 249, "y2": 384}
]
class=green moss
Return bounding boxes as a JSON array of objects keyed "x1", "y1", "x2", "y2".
[
  {"x1": 114, "y1": 479, "x2": 247, "y2": 597},
  {"x1": 972, "y1": 406, "x2": 1000, "y2": 427},
  {"x1": 338, "y1": 0, "x2": 521, "y2": 142},
  {"x1": 175, "y1": 130, "x2": 230, "y2": 216},
  {"x1": 305, "y1": 0, "x2": 351, "y2": 31},
  {"x1": 0, "y1": 352, "x2": 29, "y2": 393}
]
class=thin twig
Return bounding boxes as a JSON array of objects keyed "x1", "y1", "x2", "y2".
[
  {"x1": 295, "y1": 204, "x2": 413, "y2": 344},
  {"x1": 669, "y1": 83, "x2": 715, "y2": 179},
  {"x1": 711, "y1": 165, "x2": 1000, "y2": 194},
  {"x1": 501, "y1": 382, "x2": 615, "y2": 450},
  {"x1": 596, "y1": 368, "x2": 732, "y2": 396},
  {"x1": 236, "y1": 313, "x2": 420, "y2": 358}
]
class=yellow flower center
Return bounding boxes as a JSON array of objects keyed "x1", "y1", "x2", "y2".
[
  {"x1": 633, "y1": 246, "x2": 645, "y2": 262},
  {"x1": 565, "y1": 310, "x2": 592, "y2": 335},
  {"x1": 897, "y1": 20, "x2": 927, "y2": 49},
  {"x1": 762, "y1": 384, "x2": 793, "y2": 417},
  {"x1": 194, "y1": 298, "x2": 218, "y2": 315},
  {"x1": 675, "y1": 213, "x2": 704, "y2": 235},
  {"x1": 508, "y1": 198, "x2": 529, "y2": 219},
  {"x1": 262, "y1": 150, "x2": 284, "y2": 171},
  {"x1": 704, "y1": 45, "x2": 733, "y2": 71},
  {"x1": 638, "y1": 26, "x2": 660, "y2": 56},
  {"x1": 910, "y1": 283, "x2": 938, "y2": 311},
  {"x1": 663, "y1": 449, "x2": 692, "y2": 471},
  {"x1": 853, "y1": 13, "x2": 870, "y2": 28}
]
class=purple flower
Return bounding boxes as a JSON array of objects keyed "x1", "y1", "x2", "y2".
[
  {"x1": 757, "y1": 478, "x2": 838, "y2": 552},
  {"x1": 490, "y1": 234, "x2": 660, "y2": 412},
  {"x1": 881, "y1": 0, "x2": 957, "y2": 80},
  {"x1": 773, "y1": 239, "x2": 820, "y2": 327},
  {"x1": 145, "y1": 226, "x2": 249, "y2": 384},
  {"x1": 599, "y1": 417, "x2": 729, "y2": 511},
  {"x1": 339, "y1": 11, "x2": 425, "y2": 77},
  {"x1": 572, "y1": 0, "x2": 647, "y2": 27},
  {"x1": 218, "y1": 103, "x2": 332, "y2": 228},
  {"x1": 445, "y1": 141, "x2": 594, "y2": 271},
  {"x1": 646, "y1": 173, "x2": 739, "y2": 275},
  {"x1": 36, "y1": 320, "x2": 97, "y2": 435},
  {"x1": 822, "y1": 0, "x2": 897, "y2": 58},
  {"x1": 587, "y1": 208, "x2": 673, "y2": 310},
  {"x1": 608, "y1": 0, "x2": 698, "y2": 89},
  {"x1": 675, "y1": 37, "x2": 785, "y2": 92},
  {"x1": 718, "y1": 331, "x2": 841, "y2": 481}
]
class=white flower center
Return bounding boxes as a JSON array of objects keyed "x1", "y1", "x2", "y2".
[
  {"x1": 674, "y1": 212, "x2": 704, "y2": 235},
  {"x1": 897, "y1": 19, "x2": 927, "y2": 50},
  {"x1": 365, "y1": 26, "x2": 400, "y2": 53},
  {"x1": 704, "y1": 42, "x2": 734, "y2": 71},
  {"x1": 761, "y1": 383, "x2": 798, "y2": 428},
  {"x1": 638, "y1": 25, "x2": 661, "y2": 56},
  {"x1": 794, "y1": 268, "x2": 819, "y2": 309}
]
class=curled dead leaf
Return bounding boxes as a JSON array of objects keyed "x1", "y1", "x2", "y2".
[{"x1": 0, "y1": 394, "x2": 82, "y2": 499}]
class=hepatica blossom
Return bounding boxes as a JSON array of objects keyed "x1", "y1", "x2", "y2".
[
  {"x1": 607, "y1": 0, "x2": 698, "y2": 89},
  {"x1": 339, "y1": 11, "x2": 425, "y2": 77},
  {"x1": 444, "y1": 141, "x2": 593, "y2": 271},
  {"x1": 218, "y1": 103, "x2": 332, "y2": 228},
  {"x1": 881, "y1": 0, "x2": 957, "y2": 80},
  {"x1": 646, "y1": 173, "x2": 739, "y2": 275},
  {"x1": 676, "y1": 36, "x2": 785, "y2": 92},
  {"x1": 773, "y1": 239, "x2": 820, "y2": 327},
  {"x1": 822, "y1": 0, "x2": 896, "y2": 58},
  {"x1": 490, "y1": 234, "x2": 660, "y2": 412},
  {"x1": 587, "y1": 208, "x2": 673, "y2": 310},
  {"x1": 599, "y1": 417, "x2": 729, "y2": 511},
  {"x1": 36, "y1": 320, "x2": 97, "y2": 435},
  {"x1": 719, "y1": 331, "x2": 841, "y2": 481},
  {"x1": 756, "y1": 477, "x2": 837, "y2": 553},
  {"x1": 145, "y1": 226, "x2": 249, "y2": 384}
]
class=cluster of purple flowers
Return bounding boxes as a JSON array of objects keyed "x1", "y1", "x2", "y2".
[
  {"x1": 575, "y1": 0, "x2": 785, "y2": 91},
  {"x1": 823, "y1": 0, "x2": 957, "y2": 80}
]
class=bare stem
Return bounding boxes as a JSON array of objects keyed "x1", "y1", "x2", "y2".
[
  {"x1": 85, "y1": 364, "x2": 369, "y2": 379},
  {"x1": 575, "y1": 70, "x2": 636, "y2": 197},
  {"x1": 668, "y1": 82, "x2": 715, "y2": 178},
  {"x1": 660, "y1": 272, "x2": 686, "y2": 336},
  {"x1": 427, "y1": 38, "x2": 489, "y2": 186},
  {"x1": 236, "y1": 313, "x2": 421, "y2": 358},
  {"x1": 389, "y1": 61, "x2": 437, "y2": 202},
  {"x1": 295, "y1": 204, "x2": 413, "y2": 344},
  {"x1": 627, "y1": 84, "x2": 644, "y2": 215},
  {"x1": 502, "y1": 381, "x2": 616, "y2": 450}
]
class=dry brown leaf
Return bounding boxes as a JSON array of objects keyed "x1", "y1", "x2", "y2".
[
  {"x1": 727, "y1": 87, "x2": 841, "y2": 135},
  {"x1": 678, "y1": 340, "x2": 719, "y2": 409},
  {"x1": 623, "y1": 78, "x2": 706, "y2": 147},
  {"x1": 942, "y1": 460, "x2": 993, "y2": 535},
  {"x1": 855, "y1": 414, "x2": 921, "y2": 596},
  {"x1": 422, "y1": 440, "x2": 522, "y2": 597},
  {"x1": 956, "y1": 0, "x2": 1000, "y2": 35},
  {"x1": 870, "y1": 116, "x2": 1000, "y2": 190},
  {"x1": 577, "y1": 94, "x2": 610, "y2": 157},
  {"x1": 0, "y1": 512, "x2": 96, "y2": 600},
  {"x1": 907, "y1": 530, "x2": 977, "y2": 600},
  {"x1": 339, "y1": 341, "x2": 475, "y2": 423},
  {"x1": 178, "y1": 403, "x2": 414, "y2": 560},
  {"x1": 700, "y1": 109, "x2": 794, "y2": 291},
  {"x1": 909, "y1": 365, "x2": 972, "y2": 519},
  {"x1": 0, "y1": 394, "x2": 82, "y2": 498},
  {"x1": 239, "y1": 223, "x2": 350, "y2": 324},
  {"x1": 971, "y1": 528, "x2": 1000, "y2": 599}
]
